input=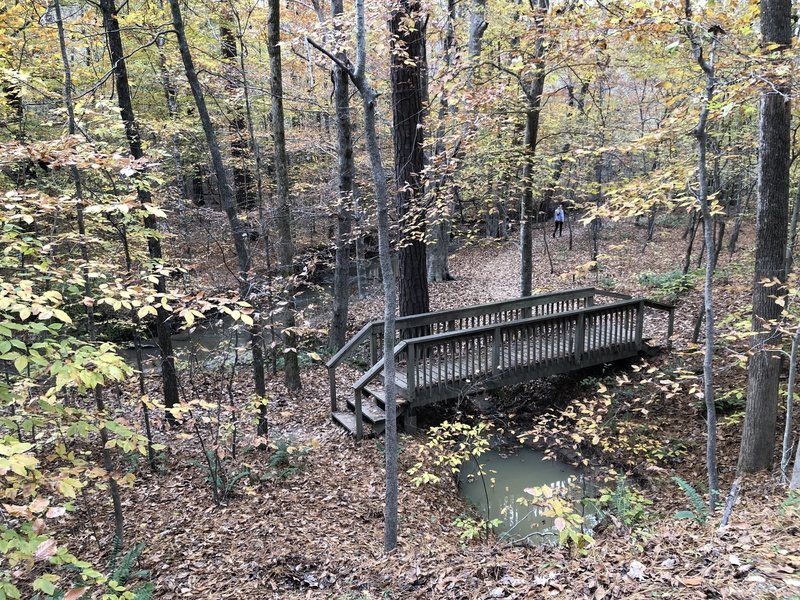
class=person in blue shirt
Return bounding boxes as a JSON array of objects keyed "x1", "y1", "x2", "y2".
[{"x1": 553, "y1": 203, "x2": 565, "y2": 238}]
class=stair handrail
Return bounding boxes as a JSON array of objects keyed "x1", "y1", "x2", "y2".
[{"x1": 326, "y1": 320, "x2": 379, "y2": 411}]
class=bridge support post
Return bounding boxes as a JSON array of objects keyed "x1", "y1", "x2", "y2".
[
  {"x1": 354, "y1": 388, "x2": 364, "y2": 440},
  {"x1": 635, "y1": 300, "x2": 645, "y2": 350},
  {"x1": 574, "y1": 312, "x2": 585, "y2": 365},
  {"x1": 369, "y1": 329, "x2": 378, "y2": 366},
  {"x1": 328, "y1": 367, "x2": 337, "y2": 412},
  {"x1": 403, "y1": 406, "x2": 417, "y2": 434}
]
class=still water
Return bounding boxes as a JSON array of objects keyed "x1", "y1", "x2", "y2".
[{"x1": 458, "y1": 446, "x2": 589, "y2": 544}]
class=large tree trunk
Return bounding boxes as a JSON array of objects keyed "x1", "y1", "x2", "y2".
[
  {"x1": 738, "y1": 0, "x2": 791, "y2": 474},
  {"x1": 390, "y1": 0, "x2": 429, "y2": 317},
  {"x1": 328, "y1": 0, "x2": 355, "y2": 352},
  {"x1": 267, "y1": 0, "x2": 301, "y2": 390},
  {"x1": 99, "y1": 0, "x2": 179, "y2": 420}
]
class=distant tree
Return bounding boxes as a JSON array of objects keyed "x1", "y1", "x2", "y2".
[{"x1": 268, "y1": 0, "x2": 301, "y2": 391}]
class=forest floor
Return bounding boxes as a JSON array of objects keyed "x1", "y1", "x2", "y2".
[{"x1": 67, "y1": 215, "x2": 800, "y2": 599}]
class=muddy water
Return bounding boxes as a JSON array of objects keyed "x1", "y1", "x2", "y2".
[{"x1": 458, "y1": 446, "x2": 590, "y2": 544}]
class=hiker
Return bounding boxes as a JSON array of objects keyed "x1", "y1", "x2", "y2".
[{"x1": 553, "y1": 203, "x2": 565, "y2": 238}]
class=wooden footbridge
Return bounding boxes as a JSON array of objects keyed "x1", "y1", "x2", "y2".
[{"x1": 327, "y1": 288, "x2": 674, "y2": 439}]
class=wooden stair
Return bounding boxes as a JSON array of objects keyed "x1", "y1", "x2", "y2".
[{"x1": 331, "y1": 379, "x2": 408, "y2": 437}]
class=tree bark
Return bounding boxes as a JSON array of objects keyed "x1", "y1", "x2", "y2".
[
  {"x1": 55, "y1": 0, "x2": 124, "y2": 543},
  {"x1": 220, "y1": 11, "x2": 253, "y2": 210},
  {"x1": 390, "y1": 0, "x2": 429, "y2": 316},
  {"x1": 738, "y1": 0, "x2": 791, "y2": 473},
  {"x1": 328, "y1": 0, "x2": 355, "y2": 352},
  {"x1": 167, "y1": 0, "x2": 268, "y2": 431},
  {"x1": 267, "y1": 0, "x2": 301, "y2": 390},
  {"x1": 519, "y1": 0, "x2": 548, "y2": 297},
  {"x1": 99, "y1": 0, "x2": 179, "y2": 420}
]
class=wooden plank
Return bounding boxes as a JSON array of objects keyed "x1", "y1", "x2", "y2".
[
  {"x1": 346, "y1": 396, "x2": 386, "y2": 424},
  {"x1": 332, "y1": 411, "x2": 358, "y2": 436}
]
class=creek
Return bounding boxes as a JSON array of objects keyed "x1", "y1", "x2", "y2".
[{"x1": 458, "y1": 446, "x2": 593, "y2": 544}]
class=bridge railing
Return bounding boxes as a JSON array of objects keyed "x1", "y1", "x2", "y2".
[
  {"x1": 346, "y1": 297, "x2": 674, "y2": 439},
  {"x1": 391, "y1": 299, "x2": 644, "y2": 405},
  {"x1": 326, "y1": 287, "x2": 611, "y2": 411}
]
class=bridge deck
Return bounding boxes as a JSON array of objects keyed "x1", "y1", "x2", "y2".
[{"x1": 327, "y1": 288, "x2": 673, "y2": 438}]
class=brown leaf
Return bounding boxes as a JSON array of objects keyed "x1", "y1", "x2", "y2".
[
  {"x1": 64, "y1": 587, "x2": 88, "y2": 600},
  {"x1": 34, "y1": 538, "x2": 57, "y2": 561}
]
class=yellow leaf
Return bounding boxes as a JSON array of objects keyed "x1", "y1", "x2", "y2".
[{"x1": 52, "y1": 309, "x2": 72, "y2": 324}]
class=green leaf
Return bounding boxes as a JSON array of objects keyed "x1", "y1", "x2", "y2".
[
  {"x1": 13, "y1": 355, "x2": 28, "y2": 373},
  {"x1": 32, "y1": 576, "x2": 56, "y2": 596}
]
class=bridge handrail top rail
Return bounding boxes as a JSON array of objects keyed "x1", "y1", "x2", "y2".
[
  {"x1": 400, "y1": 298, "x2": 646, "y2": 347},
  {"x1": 326, "y1": 287, "x2": 653, "y2": 370},
  {"x1": 352, "y1": 340, "x2": 408, "y2": 390},
  {"x1": 389, "y1": 287, "x2": 601, "y2": 328},
  {"x1": 326, "y1": 287, "x2": 601, "y2": 369}
]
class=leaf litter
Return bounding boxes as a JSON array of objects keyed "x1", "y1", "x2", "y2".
[{"x1": 60, "y1": 221, "x2": 800, "y2": 598}]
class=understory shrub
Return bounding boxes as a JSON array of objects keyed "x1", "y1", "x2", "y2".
[{"x1": 638, "y1": 269, "x2": 698, "y2": 302}]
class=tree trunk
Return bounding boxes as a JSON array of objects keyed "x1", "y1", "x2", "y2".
[
  {"x1": 267, "y1": 0, "x2": 301, "y2": 390},
  {"x1": 696, "y1": 90, "x2": 720, "y2": 511},
  {"x1": 426, "y1": 0, "x2": 456, "y2": 284},
  {"x1": 785, "y1": 181, "x2": 800, "y2": 273},
  {"x1": 686, "y1": 7, "x2": 720, "y2": 510},
  {"x1": 390, "y1": 0, "x2": 429, "y2": 317},
  {"x1": 782, "y1": 328, "x2": 800, "y2": 478},
  {"x1": 519, "y1": 0, "x2": 547, "y2": 297},
  {"x1": 167, "y1": 0, "x2": 267, "y2": 432},
  {"x1": 155, "y1": 30, "x2": 186, "y2": 199},
  {"x1": 468, "y1": 0, "x2": 488, "y2": 60},
  {"x1": 328, "y1": 0, "x2": 355, "y2": 352},
  {"x1": 55, "y1": 0, "x2": 124, "y2": 543},
  {"x1": 220, "y1": 12, "x2": 253, "y2": 210},
  {"x1": 309, "y1": 0, "x2": 401, "y2": 550},
  {"x1": 739, "y1": 0, "x2": 791, "y2": 473},
  {"x1": 99, "y1": 0, "x2": 179, "y2": 422}
]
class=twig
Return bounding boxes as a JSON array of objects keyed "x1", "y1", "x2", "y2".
[{"x1": 719, "y1": 477, "x2": 741, "y2": 528}]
